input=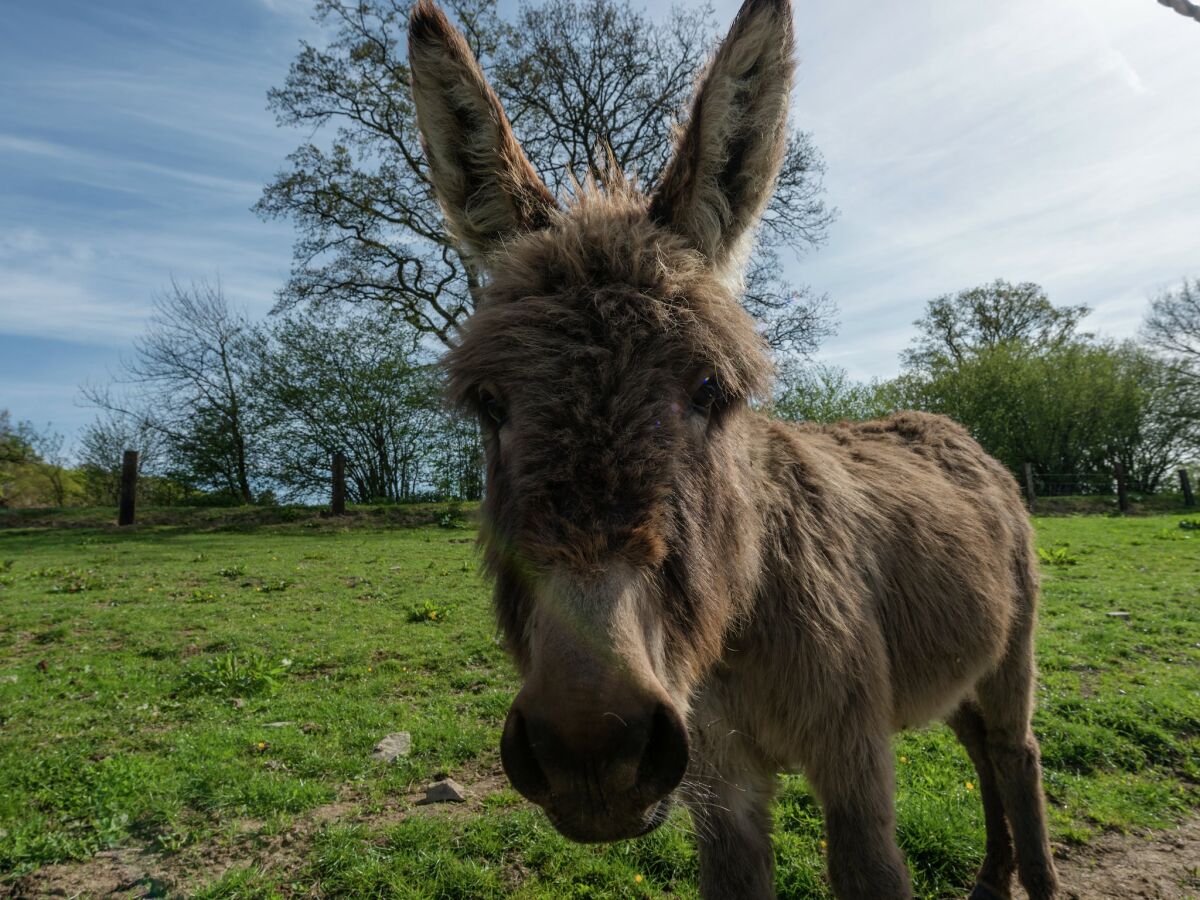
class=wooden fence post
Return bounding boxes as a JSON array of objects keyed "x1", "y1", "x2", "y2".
[
  {"x1": 1114, "y1": 462, "x2": 1130, "y2": 514},
  {"x1": 1181, "y1": 468, "x2": 1196, "y2": 508},
  {"x1": 331, "y1": 451, "x2": 346, "y2": 516},
  {"x1": 118, "y1": 449, "x2": 138, "y2": 526},
  {"x1": 1023, "y1": 462, "x2": 1037, "y2": 513}
]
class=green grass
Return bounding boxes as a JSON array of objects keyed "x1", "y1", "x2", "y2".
[{"x1": 1, "y1": 508, "x2": 1197, "y2": 897}]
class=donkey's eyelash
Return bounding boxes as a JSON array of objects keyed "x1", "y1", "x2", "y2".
[
  {"x1": 478, "y1": 387, "x2": 508, "y2": 427},
  {"x1": 689, "y1": 374, "x2": 728, "y2": 416}
]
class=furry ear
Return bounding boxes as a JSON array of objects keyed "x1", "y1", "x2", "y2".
[
  {"x1": 649, "y1": 0, "x2": 794, "y2": 266},
  {"x1": 408, "y1": 0, "x2": 557, "y2": 262}
]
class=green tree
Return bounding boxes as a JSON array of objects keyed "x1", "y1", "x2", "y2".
[
  {"x1": 770, "y1": 363, "x2": 900, "y2": 424},
  {"x1": 0, "y1": 412, "x2": 80, "y2": 508},
  {"x1": 0, "y1": 410, "x2": 35, "y2": 468},
  {"x1": 1104, "y1": 343, "x2": 1196, "y2": 492},
  {"x1": 257, "y1": 0, "x2": 836, "y2": 356},
  {"x1": 903, "y1": 279, "x2": 1090, "y2": 374},
  {"x1": 252, "y1": 304, "x2": 473, "y2": 502},
  {"x1": 902, "y1": 341, "x2": 1188, "y2": 492}
]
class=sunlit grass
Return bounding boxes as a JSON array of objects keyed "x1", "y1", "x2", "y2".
[{"x1": 1, "y1": 508, "x2": 1196, "y2": 896}]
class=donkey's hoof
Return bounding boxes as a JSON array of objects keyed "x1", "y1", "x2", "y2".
[{"x1": 968, "y1": 882, "x2": 1010, "y2": 900}]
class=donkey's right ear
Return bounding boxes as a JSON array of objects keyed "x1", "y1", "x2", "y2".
[{"x1": 408, "y1": 0, "x2": 557, "y2": 262}]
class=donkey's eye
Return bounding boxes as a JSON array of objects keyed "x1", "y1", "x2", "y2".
[
  {"x1": 690, "y1": 375, "x2": 724, "y2": 415},
  {"x1": 480, "y1": 390, "x2": 507, "y2": 427}
]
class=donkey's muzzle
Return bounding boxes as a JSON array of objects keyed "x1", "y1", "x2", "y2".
[{"x1": 500, "y1": 696, "x2": 689, "y2": 843}]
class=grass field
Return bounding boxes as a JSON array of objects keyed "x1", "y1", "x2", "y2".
[{"x1": 1, "y1": 506, "x2": 1198, "y2": 898}]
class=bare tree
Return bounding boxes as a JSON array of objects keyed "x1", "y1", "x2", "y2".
[
  {"x1": 82, "y1": 279, "x2": 259, "y2": 503},
  {"x1": 1142, "y1": 276, "x2": 1200, "y2": 464},
  {"x1": 76, "y1": 410, "x2": 167, "y2": 505},
  {"x1": 1143, "y1": 277, "x2": 1200, "y2": 380},
  {"x1": 258, "y1": 0, "x2": 836, "y2": 355}
]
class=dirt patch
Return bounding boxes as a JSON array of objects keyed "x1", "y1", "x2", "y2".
[
  {"x1": 8, "y1": 795, "x2": 1199, "y2": 898},
  {"x1": 1016, "y1": 817, "x2": 1200, "y2": 900},
  {"x1": 0, "y1": 768, "x2": 510, "y2": 899}
]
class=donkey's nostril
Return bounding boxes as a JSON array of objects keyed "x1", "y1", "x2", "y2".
[
  {"x1": 500, "y1": 706, "x2": 551, "y2": 804},
  {"x1": 636, "y1": 703, "x2": 689, "y2": 800}
]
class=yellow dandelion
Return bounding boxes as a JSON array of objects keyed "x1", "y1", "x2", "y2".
[
  {"x1": 256, "y1": 741, "x2": 266, "y2": 750},
  {"x1": 965, "y1": 781, "x2": 974, "y2": 791},
  {"x1": 899, "y1": 755, "x2": 908, "y2": 764},
  {"x1": 820, "y1": 839, "x2": 827, "y2": 849},
  {"x1": 633, "y1": 874, "x2": 643, "y2": 884}
]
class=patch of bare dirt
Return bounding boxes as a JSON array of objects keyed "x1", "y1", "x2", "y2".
[
  {"x1": 8, "y1": 786, "x2": 1198, "y2": 899},
  {"x1": 0, "y1": 767, "x2": 511, "y2": 899},
  {"x1": 1016, "y1": 817, "x2": 1200, "y2": 900}
]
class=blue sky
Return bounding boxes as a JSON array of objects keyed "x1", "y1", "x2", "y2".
[{"x1": 2, "y1": 0, "x2": 1198, "y2": 450}]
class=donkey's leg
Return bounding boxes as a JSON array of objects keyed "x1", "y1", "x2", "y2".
[
  {"x1": 975, "y1": 625, "x2": 1059, "y2": 900},
  {"x1": 806, "y1": 728, "x2": 913, "y2": 900},
  {"x1": 948, "y1": 701, "x2": 1016, "y2": 900},
  {"x1": 684, "y1": 766, "x2": 777, "y2": 900}
]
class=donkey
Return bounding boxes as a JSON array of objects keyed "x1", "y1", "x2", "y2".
[{"x1": 407, "y1": 0, "x2": 1059, "y2": 896}]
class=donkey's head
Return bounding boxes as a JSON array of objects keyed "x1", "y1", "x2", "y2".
[{"x1": 409, "y1": 0, "x2": 793, "y2": 842}]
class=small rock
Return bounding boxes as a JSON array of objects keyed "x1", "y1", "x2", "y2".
[
  {"x1": 301, "y1": 722, "x2": 319, "y2": 734},
  {"x1": 372, "y1": 731, "x2": 412, "y2": 762},
  {"x1": 231, "y1": 698, "x2": 246, "y2": 709},
  {"x1": 1106, "y1": 611, "x2": 1131, "y2": 619},
  {"x1": 419, "y1": 778, "x2": 466, "y2": 804}
]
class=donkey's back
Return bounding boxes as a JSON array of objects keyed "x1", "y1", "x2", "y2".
[
  {"x1": 752, "y1": 410, "x2": 1036, "y2": 726},
  {"x1": 711, "y1": 409, "x2": 1057, "y2": 898}
]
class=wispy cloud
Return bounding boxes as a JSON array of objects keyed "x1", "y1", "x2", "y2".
[
  {"x1": 1, "y1": 0, "x2": 1198, "y2": 438},
  {"x1": 0, "y1": 134, "x2": 264, "y2": 198},
  {"x1": 774, "y1": 0, "x2": 1200, "y2": 378}
]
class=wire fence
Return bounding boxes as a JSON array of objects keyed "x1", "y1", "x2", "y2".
[
  {"x1": 1023, "y1": 465, "x2": 1196, "y2": 514},
  {"x1": 1031, "y1": 472, "x2": 1117, "y2": 498}
]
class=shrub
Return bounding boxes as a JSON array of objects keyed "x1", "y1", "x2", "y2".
[
  {"x1": 1037, "y1": 545, "x2": 1078, "y2": 566},
  {"x1": 180, "y1": 652, "x2": 290, "y2": 697},
  {"x1": 407, "y1": 600, "x2": 452, "y2": 624}
]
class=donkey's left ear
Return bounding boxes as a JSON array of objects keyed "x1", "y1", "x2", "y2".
[
  {"x1": 408, "y1": 0, "x2": 557, "y2": 263},
  {"x1": 649, "y1": 0, "x2": 794, "y2": 266}
]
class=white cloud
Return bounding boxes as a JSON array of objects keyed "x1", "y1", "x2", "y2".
[
  {"x1": 1100, "y1": 48, "x2": 1150, "y2": 95},
  {"x1": 778, "y1": 0, "x2": 1200, "y2": 379},
  {"x1": 0, "y1": 272, "x2": 146, "y2": 343}
]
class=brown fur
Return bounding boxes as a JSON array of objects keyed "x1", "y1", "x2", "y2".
[{"x1": 408, "y1": 1, "x2": 1059, "y2": 897}]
